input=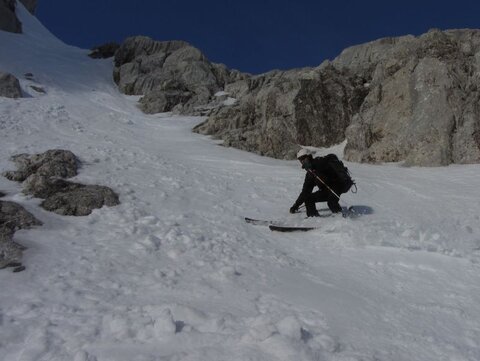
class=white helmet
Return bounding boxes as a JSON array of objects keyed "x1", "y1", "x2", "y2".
[{"x1": 296, "y1": 148, "x2": 311, "y2": 159}]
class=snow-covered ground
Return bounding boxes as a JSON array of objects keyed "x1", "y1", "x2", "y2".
[{"x1": 1, "y1": 4, "x2": 480, "y2": 361}]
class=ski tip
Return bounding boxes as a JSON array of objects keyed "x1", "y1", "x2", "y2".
[
  {"x1": 245, "y1": 217, "x2": 271, "y2": 226},
  {"x1": 269, "y1": 225, "x2": 317, "y2": 232}
]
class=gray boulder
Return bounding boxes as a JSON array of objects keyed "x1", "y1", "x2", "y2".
[
  {"x1": 0, "y1": 200, "x2": 42, "y2": 269},
  {"x1": 0, "y1": 200, "x2": 41, "y2": 233},
  {"x1": 113, "y1": 36, "x2": 248, "y2": 114},
  {"x1": 0, "y1": 0, "x2": 21, "y2": 33},
  {"x1": 0, "y1": 72, "x2": 22, "y2": 98},
  {"x1": 4, "y1": 149, "x2": 79, "y2": 182},
  {"x1": 23, "y1": 174, "x2": 70, "y2": 198},
  {"x1": 4, "y1": 149, "x2": 120, "y2": 216},
  {"x1": 40, "y1": 179, "x2": 120, "y2": 216},
  {"x1": 0, "y1": 226, "x2": 21, "y2": 269}
]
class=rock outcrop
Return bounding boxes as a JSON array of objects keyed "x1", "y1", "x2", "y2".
[
  {"x1": 40, "y1": 180, "x2": 120, "y2": 216},
  {"x1": 194, "y1": 29, "x2": 480, "y2": 166},
  {"x1": 113, "y1": 36, "x2": 247, "y2": 114},
  {"x1": 0, "y1": 0, "x2": 21, "y2": 33},
  {"x1": 194, "y1": 65, "x2": 367, "y2": 159},
  {"x1": 0, "y1": 72, "x2": 22, "y2": 98},
  {"x1": 19, "y1": 0, "x2": 37, "y2": 15},
  {"x1": 336, "y1": 29, "x2": 480, "y2": 166},
  {"x1": 4, "y1": 149, "x2": 79, "y2": 183},
  {"x1": 1, "y1": 148, "x2": 118, "y2": 270},
  {"x1": 0, "y1": 200, "x2": 42, "y2": 270},
  {"x1": 89, "y1": 42, "x2": 120, "y2": 59},
  {"x1": 0, "y1": 0, "x2": 37, "y2": 33},
  {"x1": 112, "y1": 29, "x2": 480, "y2": 165},
  {"x1": 3, "y1": 150, "x2": 120, "y2": 216}
]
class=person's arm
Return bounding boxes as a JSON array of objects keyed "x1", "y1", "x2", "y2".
[{"x1": 290, "y1": 173, "x2": 314, "y2": 211}]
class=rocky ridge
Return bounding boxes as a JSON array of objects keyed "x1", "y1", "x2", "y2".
[
  {"x1": 113, "y1": 36, "x2": 248, "y2": 114},
  {"x1": 0, "y1": 0, "x2": 21, "y2": 33},
  {"x1": 89, "y1": 42, "x2": 120, "y2": 59},
  {"x1": 194, "y1": 65, "x2": 367, "y2": 159},
  {"x1": 0, "y1": 0, "x2": 37, "y2": 33},
  {"x1": 120, "y1": 29, "x2": 480, "y2": 166},
  {"x1": 196, "y1": 29, "x2": 480, "y2": 165},
  {"x1": 19, "y1": 0, "x2": 36, "y2": 14},
  {"x1": 336, "y1": 29, "x2": 480, "y2": 165}
]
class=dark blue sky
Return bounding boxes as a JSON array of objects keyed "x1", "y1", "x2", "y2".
[{"x1": 36, "y1": 0, "x2": 480, "y2": 74}]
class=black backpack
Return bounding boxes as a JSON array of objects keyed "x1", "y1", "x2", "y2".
[{"x1": 323, "y1": 154, "x2": 356, "y2": 193}]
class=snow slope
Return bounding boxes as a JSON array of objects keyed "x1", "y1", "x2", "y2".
[{"x1": 1, "y1": 4, "x2": 480, "y2": 361}]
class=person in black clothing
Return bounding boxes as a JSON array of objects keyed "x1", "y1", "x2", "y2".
[{"x1": 290, "y1": 149, "x2": 343, "y2": 217}]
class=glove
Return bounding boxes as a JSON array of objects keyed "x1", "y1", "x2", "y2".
[{"x1": 289, "y1": 205, "x2": 298, "y2": 214}]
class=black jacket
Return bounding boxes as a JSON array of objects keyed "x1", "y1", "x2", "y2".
[{"x1": 293, "y1": 156, "x2": 341, "y2": 208}]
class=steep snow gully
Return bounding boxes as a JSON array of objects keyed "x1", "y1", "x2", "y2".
[{"x1": 1, "y1": 4, "x2": 480, "y2": 361}]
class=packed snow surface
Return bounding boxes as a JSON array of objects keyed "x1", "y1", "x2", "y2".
[{"x1": 1, "y1": 4, "x2": 480, "y2": 361}]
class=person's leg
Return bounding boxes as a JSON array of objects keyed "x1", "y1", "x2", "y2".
[
  {"x1": 327, "y1": 185, "x2": 344, "y2": 213},
  {"x1": 306, "y1": 188, "x2": 342, "y2": 214},
  {"x1": 327, "y1": 196, "x2": 342, "y2": 213},
  {"x1": 304, "y1": 199, "x2": 319, "y2": 217},
  {"x1": 305, "y1": 190, "x2": 329, "y2": 216}
]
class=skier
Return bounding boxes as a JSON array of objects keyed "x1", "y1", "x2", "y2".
[{"x1": 289, "y1": 149, "x2": 348, "y2": 217}]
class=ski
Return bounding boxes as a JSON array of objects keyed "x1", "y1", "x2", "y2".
[
  {"x1": 269, "y1": 225, "x2": 318, "y2": 232},
  {"x1": 244, "y1": 217, "x2": 271, "y2": 226},
  {"x1": 246, "y1": 205, "x2": 373, "y2": 233}
]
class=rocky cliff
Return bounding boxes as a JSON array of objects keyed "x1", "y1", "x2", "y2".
[
  {"x1": 0, "y1": 0, "x2": 21, "y2": 33},
  {"x1": 336, "y1": 29, "x2": 480, "y2": 166},
  {"x1": 116, "y1": 29, "x2": 480, "y2": 166},
  {"x1": 197, "y1": 29, "x2": 480, "y2": 165},
  {"x1": 113, "y1": 36, "x2": 247, "y2": 114},
  {"x1": 194, "y1": 65, "x2": 367, "y2": 159},
  {"x1": 20, "y1": 0, "x2": 37, "y2": 14},
  {"x1": 0, "y1": 0, "x2": 37, "y2": 33}
]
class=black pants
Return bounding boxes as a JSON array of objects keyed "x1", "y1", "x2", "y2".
[{"x1": 305, "y1": 188, "x2": 342, "y2": 216}]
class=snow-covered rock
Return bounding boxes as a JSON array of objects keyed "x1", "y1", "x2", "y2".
[
  {"x1": 4, "y1": 150, "x2": 119, "y2": 215},
  {"x1": 4, "y1": 149, "x2": 79, "y2": 182},
  {"x1": 0, "y1": 71, "x2": 22, "y2": 98},
  {"x1": 40, "y1": 180, "x2": 120, "y2": 216},
  {"x1": 0, "y1": 200, "x2": 41, "y2": 269},
  {"x1": 0, "y1": 0, "x2": 21, "y2": 33}
]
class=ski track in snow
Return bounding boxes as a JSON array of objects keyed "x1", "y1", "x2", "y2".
[{"x1": 1, "y1": 4, "x2": 480, "y2": 361}]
